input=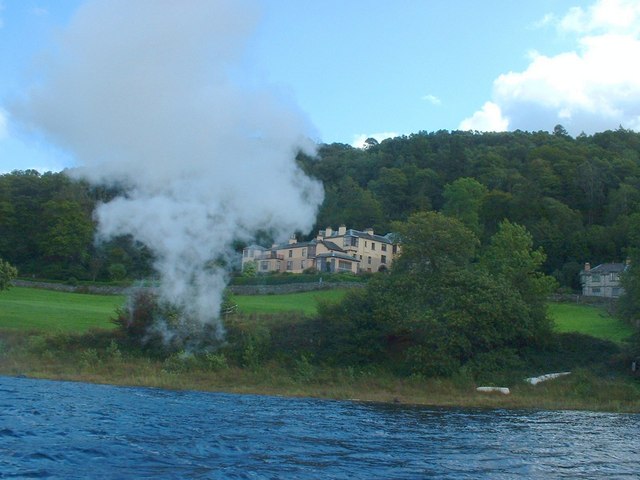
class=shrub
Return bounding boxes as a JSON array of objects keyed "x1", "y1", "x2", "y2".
[
  {"x1": 204, "y1": 352, "x2": 229, "y2": 370},
  {"x1": 112, "y1": 290, "x2": 223, "y2": 354},
  {"x1": 108, "y1": 263, "x2": 127, "y2": 281},
  {"x1": 0, "y1": 258, "x2": 17, "y2": 291}
]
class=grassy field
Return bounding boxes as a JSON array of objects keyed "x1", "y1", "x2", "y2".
[
  {"x1": 0, "y1": 287, "x2": 346, "y2": 332},
  {"x1": 1, "y1": 287, "x2": 635, "y2": 342},
  {"x1": 233, "y1": 289, "x2": 347, "y2": 315},
  {"x1": 0, "y1": 287, "x2": 124, "y2": 332},
  {"x1": 548, "y1": 302, "x2": 635, "y2": 343}
]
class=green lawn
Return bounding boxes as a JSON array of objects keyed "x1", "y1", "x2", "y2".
[
  {"x1": 234, "y1": 289, "x2": 348, "y2": 315},
  {"x1": 0, "y1": 287, "x2": 125, "y2": 332},
  {"x1": 0, "y1": 287, "x2": 347, "y2": 333},
  {"x1": 549, "y1": 302, "x2": 635, "y2": 343}
]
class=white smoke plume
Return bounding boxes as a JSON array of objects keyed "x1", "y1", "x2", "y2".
[{"x1": 13, "y1": 0, "x2": 323, "y2": 337}]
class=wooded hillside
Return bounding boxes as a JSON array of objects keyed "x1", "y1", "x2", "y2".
[
  {"x1": 2, "y1": 126, "x2": 639, "y2": 287},
  {"x1": 300, "y1": 127, "x2": 640, "y2": 289}
]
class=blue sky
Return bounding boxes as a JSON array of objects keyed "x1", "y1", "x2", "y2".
[{"x1": 1, "y1": 0, "x2": 639, "y2": 173}]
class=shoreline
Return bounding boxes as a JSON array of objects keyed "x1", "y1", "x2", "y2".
[{"x1": 2, "y1": 363, "x2": 639, "y2": 413}]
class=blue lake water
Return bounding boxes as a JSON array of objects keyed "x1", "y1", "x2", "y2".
[{"x1": 0, "y1": 375, "x2": 638, "y2": 479}]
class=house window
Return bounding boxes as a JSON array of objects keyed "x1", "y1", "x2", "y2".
[
  {"x1": 288, "y1": 250, "x2": 293, "y2": 258},
  {"x1": 286, "y1": 261, "x2": 293, "y2": 270},
  {"x1": 591, "y1": 275, "x2": 601, "y2": 283},
  {"x1": 368, "y1": 256, "x2": 372, "y2": 265},
  {"x1": 371, "y1": 242, "x2": 376, "y2": 250},
  {"x1": 364, "y1": 241, "x2": 368, "y2": 247},
  {"x1": 338, "y1": 260, "x2": 351, "y2": 271},
  {"x1": 381, "y1": 255, "x2": 387, "y2": 264},
  {"x1": 381, "y1": 244, "x2": 387, "y2": 252},
  {"x1": 359, "y1": 255, "x2": 362, "y2": 260},
  {"x1": 613, "y1": 287, "x2": 621, "y2": 296},
  {"x1": 261, "y1": 261, "x2": 269, "y2": 271},
  {"x1": 592, "y1": 287, "x2": 601, "y2": 294},
  {"x1": 243, "y1": 250, "x2": 248, "y2": 258},
  {"x1": 301, "y1": 260, "x2": 305, "y2": 270},
  {"x1": 302, "y1": 248, "x2": 307, "y2": 257}
]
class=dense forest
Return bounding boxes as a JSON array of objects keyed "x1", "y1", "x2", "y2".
[
  {"x1": 2, "y1": 126, "x2": 640, "y2": 289},
  {"x1": 0, "y1": 170, "x2": 153, "y2": 282},
  {"x1": 301, "y1": 126, "x2": 640, "y2": 290}
]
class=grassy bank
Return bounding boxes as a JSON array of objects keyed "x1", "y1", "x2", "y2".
[
  {"x1": 0, "y1": 289, "x2": 638, "y2": 412},
  {"x1": 0, "y1": 328, "x2": 638, "y2": 412}
]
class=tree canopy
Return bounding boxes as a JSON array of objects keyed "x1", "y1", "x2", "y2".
[{"x1": 317, "y1": 212, "x2": 555, "y2": 376}]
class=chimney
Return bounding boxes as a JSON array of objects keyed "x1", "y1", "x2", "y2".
[
  {"x1": 288, "y1": 234, "x2": 297, "y2": 245},
  {"x1": 584, "y1": 262, "x2": 591, "y2": 272},
  {"x1": 317, "y1": 229, "x2": 325, "y2": 240},
  {"x1": 338, "y1": 225, "x2": 346, "y2": 236},
  {"x1": 365, "y1": 227, "x2": 374, "y2": 235},
  {"x1": 325, "y1": 226, "x2": 333, "y2": 237}
]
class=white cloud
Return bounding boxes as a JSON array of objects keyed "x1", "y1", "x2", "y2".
[
  {"x1": 461, "y1": 0, "x2": 640, "y2": 135},
  {"x1": 0, "y1": 109, "x2": 8, "y2": 139},
  {"x1": 459, "y1": 102, "x2": 508, "y2": 132},
  {"x1": 422, "y1": 94, "x2": 442, "y2": 106},
  {"x1": 351, "y1": 131, "x2": 399, "y2": 148},
  {"x1": 560, "y1": 0, "x2": 640, "y2": 35}
]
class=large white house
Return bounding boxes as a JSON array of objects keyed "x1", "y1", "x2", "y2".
[{"x1": 242, "y1": 226, "x2": 400, "y2": 274}]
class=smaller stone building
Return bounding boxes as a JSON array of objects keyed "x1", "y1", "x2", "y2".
[{"x1": 580, "y1": 262, "x2": 627, "y2": 298}]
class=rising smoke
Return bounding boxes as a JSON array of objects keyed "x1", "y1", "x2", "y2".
[{"x1": 14, "y1": 0, "x2": 323, "y2": 339}]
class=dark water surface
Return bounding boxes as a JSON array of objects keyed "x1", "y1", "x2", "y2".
[{"x1": 0, "y1": 376, "x2": 638, "y2": 479}]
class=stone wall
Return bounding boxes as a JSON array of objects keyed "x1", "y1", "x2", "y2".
[
  {"x1": 12, "y1": 280, "x2": 130, "y2": 295},
  {"x1": 12, "y1": 279, "x2": 363, "y2": 296},
  {"x1": 227, "y1": 282, "x2": 365, "y2": 296}
]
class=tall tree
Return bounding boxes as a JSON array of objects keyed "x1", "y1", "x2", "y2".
[{"x1": 442, "y1": 177, "x2": 487, "y2": 236}]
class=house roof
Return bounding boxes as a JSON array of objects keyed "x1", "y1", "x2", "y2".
[
  {"x1": 316, "y1": 252, "x2": 360, "y2": 262},
  {"x1": 282, "y1": 240, "x2": 316, "y2": 249},
  {"x1": 320, "y1": 240, "x2": 345, "y2": 252},
  {"x1": 327, "y1": 229, "x2": 395, "y2": 244},
  {"x1": 244, "y1": 244, "x2": 266, "y2": 251},
  {"x1": 583, "y1": 263, "x2": 627, "y2": 274},
  {"x1": 248, "y1": 239, "x2": 317, "y2": 251}
]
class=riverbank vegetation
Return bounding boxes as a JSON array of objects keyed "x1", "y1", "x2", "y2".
[{"x1": 0, "y1": 321, "x2": 637, "y2": 412}]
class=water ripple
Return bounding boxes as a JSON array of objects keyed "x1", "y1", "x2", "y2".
[{"x1": 0, "y1": 376, "x2": 638, "y2": 479}]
